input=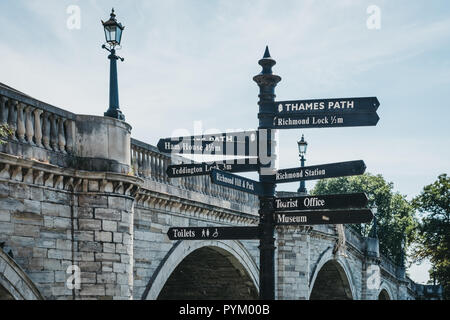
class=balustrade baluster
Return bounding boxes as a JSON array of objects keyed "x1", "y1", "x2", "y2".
[
  {"x1": 143, "y1": 152, "x2": 148, "y2": 179},
  {"x1": 16, "y1": 103, "x2": 26, "y2": 143},
  {"x1": 50, "y1": 115, "x2": 58, "y2": 151},
  {"x1": 64, "y1": 120, "x2": 74, "y2": 154},
  {"x1": 42, "y1": 112, "x2": 51, "y2": 149},
  {"x1": 137, "y1": 149, "x2": 144, "y2": 177},
  {"x1": 157, "y1": 155, "x2": 163, "y2": 181},
  {"x1": 163, "y1": 156, "x2": 169, "y2": 183},
  {"x1": 7, "y1": 100, "x2": 17, "y2": 141},
  {"x1": 0, "y1": 97, "x2": 7, "y2": 124},
  {"x1": 58, "y1": 118, "x2": 66, "y2": 153},
  {"x1": 143, "y1": 151, "x2": 150, "y2": 178},
  {"x1": 25, "y1": 106, "x2": 34, "y2": 145},
  {"x1": 33, "y1": 109, "x2": 43, "y2": 148}
]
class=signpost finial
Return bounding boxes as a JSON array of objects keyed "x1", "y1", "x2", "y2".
[{"x1": 263, "y1": 46, "x2": 271, "y2": 58}]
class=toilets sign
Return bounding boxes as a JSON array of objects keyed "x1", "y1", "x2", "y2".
[{"x1": 168, "y1": 227, "x2": 260, "y2": 241}]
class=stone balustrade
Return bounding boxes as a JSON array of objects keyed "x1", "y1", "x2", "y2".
[
  {"x1": 0, "y1": 89, "x2": 76, "y2": 158},
  {"x1": 0, "y1": 85, "x2": 131, "y2": 174}
]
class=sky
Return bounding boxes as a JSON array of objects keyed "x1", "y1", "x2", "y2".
[{"x1": 1, "y1": 0, "x2": 449, "y2": 285}]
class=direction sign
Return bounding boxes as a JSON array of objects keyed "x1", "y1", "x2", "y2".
[
  {"x1": 157, "y1": 130, "x2": 258, "y2": 156},
  {"x1": 276, "y1": 209, "x2": 374, "y2": 226},
  {"x1": 167, "y1": 162, "x2": 260, "y2": 178},
  {"x1": 210, "y1": 169, "x2": 263, "y2": 196},
  {"x1": 167, "y1": 226, "x2": 260, "y2": 240},
  {"x1": 274, "y1": 160, "x2": 366, "y2": 184},
  {"x1": 275, "y1": 97, "x2": 379, "y2": 115},
  {"x1": 272, "y1": 112, "x2": 379, "y2": 129},
  {"x1": 273, "y1": 193, "x2": 368, "y2": 212}
]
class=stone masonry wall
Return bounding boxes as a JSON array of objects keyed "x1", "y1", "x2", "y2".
[{"x1": 0, "y1": 154, "x2": 140, "y2": 300}]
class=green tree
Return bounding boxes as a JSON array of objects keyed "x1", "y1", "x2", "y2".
[
  {"x1": 311, "y1": 173, "x2": 417, "y2": 265},
  {"x1": 412, "y1": 174, "x2": 449, "y2": 299},
  {"x1": 0, "y1": 124, "x2": 12, "y2": 144}
]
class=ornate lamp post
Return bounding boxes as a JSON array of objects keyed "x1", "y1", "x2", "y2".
[
  {"x1": 102, "y1": 8, "x2": 126, "y2": 121},
  {"x1": 297, "y1": 134, "x2": 308, "y2": 194}
]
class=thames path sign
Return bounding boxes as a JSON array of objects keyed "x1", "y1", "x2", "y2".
[
  {"x1": 167, "y1": 227, "x2": 260, "y2": 241},
  {"x1": 275, "y1": 97, "x2": 379, "y2": 115},
  {"x1": 276, "y1": 209, "x2": 374, "y2": 226},
  {"x1": 273, "y1": 193, "x2": 369, "y2": 212},
  {"x1": 272, "y1": 97, "x2": 379, "y2": 129},
  {"x1": 273, "y1": 160, "x2": 366, "y2": 184}
]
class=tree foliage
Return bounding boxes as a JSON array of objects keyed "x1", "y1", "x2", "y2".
[
  {"x1": 0, "y1": 124, "x2": 12, "y2": 144},
  {"x1": 311, "y1": 173, "x2": 417, "y2": 265},
  {"x1": 412, "y1": 174, "x2": 449, "y2": 299}
]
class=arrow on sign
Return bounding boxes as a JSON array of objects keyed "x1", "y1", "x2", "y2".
[
  {"x1": 210, "y1": 169, "x2": 263, "y2": 196},
  {"x1": 167, "y1": 162, "x2": 260, "y2": 178},
  {"x1": 273, "y1": 193, "x2": 369, "y2": 212},
  {"x1": 275, "y1": 97, "x2": 380, "y2": 115},
  {"x1": 274, "y1": 160, "x2": 366, "y2": 184},
  {"x1": 167, "y1": 226, "x2": 260, "y2": 240},
  {"x1": 157, "y1": 130, "x2": 258, "y2": 155},
  {"x1": 272, "y1": 112, "x2": 379, "y2": 129},
  {"x1": 276, "y1": 209, "x2": 374, "y2": 226}
]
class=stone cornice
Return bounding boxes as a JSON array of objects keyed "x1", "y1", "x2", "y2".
[
  {"x1": 140, "y1": 177, "x2": 259, "y2": 217},
  {"x1": 135, "y1": 188, "x2": 259, "y2": 226},
  {"x1": 0, "y1": 152, "x2": 142, "y2": 197}
]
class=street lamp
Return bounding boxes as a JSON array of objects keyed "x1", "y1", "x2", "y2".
[
  {"x1": 297, "y1": 135, "x2": 308, "y2": 194},
  {"x1": 102, "y1": 8, "x2": 126, "y2": 121}
]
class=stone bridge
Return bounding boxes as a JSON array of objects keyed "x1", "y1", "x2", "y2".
[{"x1": 0, "y1": 83, "x2": 441, "y2": 300}]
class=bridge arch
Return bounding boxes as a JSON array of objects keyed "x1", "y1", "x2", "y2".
[
  {"x1": 143, "y1": 240, "x2": 259, "y2": 300},
  {"x1": 378, "y1": 282, "x2": 394, "y2": 300},
  {"x1": 0, "y1": 249, "x2": 44, "y2": 300},
  {"x1": 309, "y1": 248, "x2": 356, "y2": 300}
]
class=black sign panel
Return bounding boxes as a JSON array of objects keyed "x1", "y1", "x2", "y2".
[
  {"x1": 276, "y1": 209, "x2": 374, "y2": 226},
  {"x1": 167, "y1": 226, "x2": 260, "y2": 240},
  {"x1": 272, "y1": 112, "x2": 379, "y2": 129},
  {"x1": 210, "y1": 169, "x2": 263, "y2": 196},
  {"x1": 274, "y1": 160, "x2": 366, "y2": 184},
  {"x1": 167, "y1": 162, "x2": 260, "y2": 178},
  {"x1": 275, "y1": 97, "x2": 380, "y2": 115},
  {"x1": 273, "y1": 193, "x2": 369, "y2": 212},
  {"x1": 157, "y1": 130, "x2": 258, "y2": 156}
]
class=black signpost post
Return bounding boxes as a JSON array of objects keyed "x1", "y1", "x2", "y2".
[{"x1": 157, "y1": 47, "x2": 380, "y2": 300}]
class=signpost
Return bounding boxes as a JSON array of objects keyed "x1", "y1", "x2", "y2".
[
  {"x1": 210, "y1": 169, "x2": 264, "y2": 196},
  {"x1": 166, "y1": 162, "x2": 259, "y2": 178},
  {"x1": 157, "y1": 130, "x2": 258, "y2": 156},
  {"x1": 157, "y1": 47, "x2": 380, "y2": 300},
  {"x1": 275, "y1": 97, "x2": 379, "y2": 115},
  {"x1": 276, "y1": 209, "x2": 374, "y2": 226},
  {"x1": 274, "y1": 160, "x2": 366, "y2": 184},
  {"x1": 272, "y1": 112, "x2": 380, "y2": 129},
  {"x1": 167, "y1": 226, "x2": 260, "y2": 241},
  {"x1": 273, "y1": 193, "x2": 369, "y2": 212}
]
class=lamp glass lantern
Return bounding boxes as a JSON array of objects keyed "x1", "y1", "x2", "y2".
[
  {"x1": 102, "y1": 9, "x2": 124, "y2": 47},
  {"x1": 297, "y1": 135, "x2": 308, "y2": 157}
]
